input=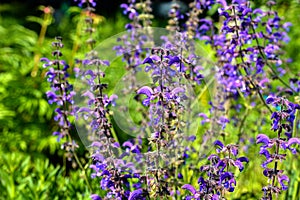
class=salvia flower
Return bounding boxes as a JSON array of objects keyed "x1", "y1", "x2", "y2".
[
  {"x1": 41, "y1": 36, "x2": 77, "y2": 157},
  {"x1": 257, "y1": 95, "x2": 300, "y2": 199},
  {"x1": 182, "y1": 140, "x2": 248, "y2": 199},
  {"x1": 136, "y1": 47, "x2": 200, "y2": 198}
]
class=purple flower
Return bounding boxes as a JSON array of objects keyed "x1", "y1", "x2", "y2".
[
  {"x1": 256, "y1": 134, "x2": 270, "y2": 146},
  {"x1": 137, "y1": 86, "x2": 154, "y2": 106},
  {"x1": 90, "y1": 194, "x2": 102, "y2": 200},
  {"x1": 182, "y1": 184, "x2": 196, "y2": 194},
  {"x1": 287, "y1": 138, "x2": 300, "y2": 154},
  {"x1": 128, "y1": 189, "x2": 145, "y2": 200},
  {"x1": 214, "y1": 140, "x2": 224, "y2": 148},
  {"x1": 177, "y1": 173, "x2": 183, "y2": 179},
  {"x1": 234, "y1": 157, "x2": 249, "y2": 172},
  {"x1": 195, "y1": 140, "x2": 248, "y2": 198},
  {"x1": 41, "y1": 36, "x2": 76, "y2": 144},
  {"x1": 168, "y1": 56, "x2": 180, "y2": 66},
  {"x1": 287, "y1": 137, "x2": 300, "y2": 146},
  {"x1": 278, "y1": 175, "x2": 289, "y2": 190},
  {"x1": 258, "y1": 96, "x2": 299, "y2": 197},
  {"x1": 74, "y1": 0, "x2": 96, "y2": 7}
]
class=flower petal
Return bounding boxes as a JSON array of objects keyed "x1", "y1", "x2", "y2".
[
  {"x1": 266, "y1": 96, "x2": 275, "y2": 104},
  {"x1": 214, "y1": 140, "x2": 224, "y2": 149},
  {"x1": 171, "y1": 87, "x2": 185, "y2": 96},
  {"x1": 137, "y1": 86, "x2": 153, "y2": 98},
  {"x1": 237, "y1": 156, "x2": 249, "y2": 163},
  {"x1": 90, "y1": 194, "x2": 102, "y2": 200},
  {"x1": 181, "y1": 184, "x2": 196, "y2": 194},
  {"x1": 278, "y1": 175, "x2": 289, "y2": 190},
  {"x1": 128, "y1": 189, "x2": 144, "y2": 200},
  {"x1": 287, "y1": 138, "x2": 300, "y2": 147},
  {"x1": 143, "y1": 57, "x2": 153, "y2": 64},
  {"x1": 256, "y1": 134, "x2": 270, "y2": 145},
  {"x1": 168, "y1": 56, "x2": 180, "y2": 66}
]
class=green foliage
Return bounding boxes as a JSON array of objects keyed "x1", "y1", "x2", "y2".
[
  {"x1": 0, "y1": 152, "x2": 96, "y2": 200},
  {"x1": 0, "y1": 15, "x2": 56, "y2": 153}
]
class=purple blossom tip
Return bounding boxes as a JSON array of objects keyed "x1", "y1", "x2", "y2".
[
  {"x1": 214, "y1": 140, "x2": 224, "y2": 149},
  {"x1": 278, "y1": 175, "x2": 289, "y2": 190},
  {"x1": 266, "y1": 96, "x2": 275, "y2": 104},
  {"x1": 112, "y1": 142, "x2": 120, "y2": 148},
  {"x1": 171, "y1": 87, "x2": 185, "y2": 96},
  {"x1": 237, "y1": 156, "x2": 249, "y2": 163},
  {"x1": 256, "y1": 134, "x2": 270, "y2": 145},
  {"x1": 91, "y1": 141, "x2": 102, "y2": 147},
  {"x1": 90, "y1": 194, "x2": 102, "y2": 200},
  {"x1": 120, "y1": 3, "x2": 128, "y2": 9},
  {"x1": 220, "y1": 172, "x2": 233, "y2": 182},
  {"x1": 287, "y1": 138, "x2": 300, "y2": 147},
  {"x1": 122, "y1": 141, "x2": 133, "y2": 148},
  {"x1": 187, "y1": 135, "x2": 196, "y2": 141},
  {"x1": 168, "y1": 56, "x2": 180, "y2": 66},
  {"x1": 103, "y1": 60, "x2": 110, "y2": 66},
  {"x1": 177, "y1": 173, "x2": 183, "y2": 179},
  {"x1": 234, "y1": 160, "x2": 244, "y2": 172},
  {"x1": 143, "y1": 57, "x2": 154, "y2": 64},
  {"x1": 128, "y1": 189, "x2": 144, "y2": 200},
  {"x1": 137, "y1": 86, "x2": 153, "y2": 98},
  {"x1": 40, "y1": 57, "x2": 49, "y2": 62},
  {"x1": 181, "y1": 184, "x2": 196, "y2": 194}
]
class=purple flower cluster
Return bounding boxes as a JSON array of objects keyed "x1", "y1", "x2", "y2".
[
  {"x1": 77, "y1": 49, "x2": 133, "y2": 200},
  {"x1": 41, "y1": 36, "x2": 77, "y2": 157},
  {"x1": 208, "y1": 0, "x2": 292, "y2": 98},
  {"x1": 139, "y1": 48, "x2": 186, "y2": 128},
  {"x1": 182, "y1": 140, "x2": 249, "y2": 199},
  {"x1": 257, "y1": 95, "x2": 300, "y2": 199},
  {"x1": 72, "y1": 1, "x2": 143, "y2": 198},
  {"x1": 115, "y1": 0, "x2": 153, "y2": 75},
  {"x1": 133, "y1": 45, "x2": 207, "y2": 198}
]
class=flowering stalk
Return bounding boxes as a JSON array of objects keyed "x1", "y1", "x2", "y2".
[
  {"x1": 257, "y1": 96, "x2": 300, "y2": 199},
  {"x1": 41, "y1": 36, "x2": 76, "y2": 156},
  {"x1": 74, "y1": 1, "x2": 148, "y2": 199},
  {"x1": 137, "y1": 47, "x2": 204, "y2": 198},
  {"x1": 41, "y1": 36, "x2": 92, "y2": 191}
]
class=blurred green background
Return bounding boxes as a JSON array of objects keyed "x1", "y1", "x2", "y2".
[{"x1": 0, "y1": 0, "x2": 299, "y2": 199}]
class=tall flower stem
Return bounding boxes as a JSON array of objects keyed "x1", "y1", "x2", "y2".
[
  {"x1": 237, "y1": 107, "x2": 249, "y2": 142},
  {"x1": 55, "y1": 39, "x2": 92, "y2": 193},
  {"x1": 271, "y1": 99, "x2": 283, "y2": 195}
]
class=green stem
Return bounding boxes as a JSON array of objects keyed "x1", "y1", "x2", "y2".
[
  {"x1": 292, "y1": 109, "x2": 299, "y2": 138},
  {"x1": 32, "y1": 9, "x2": 53, "y2": 77},
  {"x1": 237, "y1": 108, "x2": 249, "y2": 143},
  {"x1": 73, "y1": 151, "x2": 93, "y2": 192}
]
